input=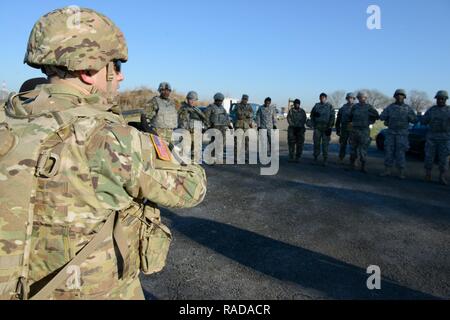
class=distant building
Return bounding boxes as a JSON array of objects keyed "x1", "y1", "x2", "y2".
[{"x1": 0, "y1": 81, "x2": 8, "y2": 101}]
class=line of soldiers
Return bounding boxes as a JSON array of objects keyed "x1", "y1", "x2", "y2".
[
  {"x1": 140, "y1": 88, "x2": 278, "y2": 158},
  {"x1": 287, "y1": 90, "x2": 450, "y2": 185}
]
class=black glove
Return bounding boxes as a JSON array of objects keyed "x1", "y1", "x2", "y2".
[
  {"x1": 273, "y1": 125, "x2": 277, "y2": 130},
  {"x1": 336, "y1": 130, "x2": 341, "y2": 137},
  {"x1": 325, "y1": 128, "x2": 332, "y2": 137}
]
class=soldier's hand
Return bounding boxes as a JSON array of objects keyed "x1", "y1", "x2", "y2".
[{"x1": 273, "y1": 125, "x2": 277, "y2": 130}]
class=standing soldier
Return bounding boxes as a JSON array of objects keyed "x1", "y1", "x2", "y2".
[
  {"x1": 256, "y1": 97, "x2": 278, "y2": 154},
  {"x1": 379, "y1": 89, "x2": 417, "y2": 179},
  {"x1": 336, "y1": 93, "x2": 355, "y2": 163},
  {"x1": 234, "y1": 94, "x2": 254, "y2": 157},
  {"x1": 348, "y1": 91, "x2": 380, "y2": 172},
  {"x1": 141, "y1": 82, "x2": 178, "y2": 144},
  {"x1": 0, "y1": 7, "x2": 206, "y2": 300},
  {"x1": 421, "y1": 90, "x2": 450, "y2": 185},
  {"x1": 310, "y1": 93, "x2": 335, "y2": 165},
  {"x1": 204, "y1": 93, "x2": 233, "y2": 158},
  {"x1": 287, "y1": 99, "x2": 307, "y2": 163},
  {"x1": 178, "y1": 91, "x2": 207, "y2": 161}
]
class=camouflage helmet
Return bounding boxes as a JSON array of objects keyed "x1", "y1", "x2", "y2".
[
  {"x1": 158, "y1": 82, "x2": 172, "y2": 92},
  {"x1": 435, "y1": 90, "x2": 448, "y2": 99},
  {"x1": 394, "y1": 89, "x2": 407, "y2": 98},
  {"x1": 24, "y1": 7, "x2": 128, "y2": 71},
  {"x1": 346, "y1": 92, "x2": 356, "y2": 99},
  {"x1": 214, "y1": 93, "x2": 225, "y2": 101},
  {"x1": 357, "y1": 91, "x2": 368, "y2": 98},
  {"x1": 186, "y1": 91, "x2": 198, "y2": 101}
]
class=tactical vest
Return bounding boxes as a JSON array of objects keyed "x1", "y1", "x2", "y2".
[
  {"x1": 385, "y1": 104, "x2": 412, "y2": 131},
  {"x1": 208, "y1": 104, "x2": 229, "y2": 127},
  {"x1": 351, "y1": 104, "x2": 377, "y2": 129},
  {"x1": 0, "y1": 91, "x2": 136, "y2": 300},
  {"x1": 428, "y1": 106, "x2": 450, "y2": 135},
  {"x1": 150, "y1": 97, "x2": 178, "y2": 129}
]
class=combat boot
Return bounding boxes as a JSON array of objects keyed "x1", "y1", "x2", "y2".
[
  {"x1": 349, "y1": 159, "x2": 356, "y2": 171},
  {"x1": 398, "y1": 168, "x2": 406, "y2": 180},
  {"x1": 360, "y1": 162, "x2": 368, "y2": 174},
  {"x1": 380, "y1": 166, "x2": 391, "y2": 177},
  {"x1": 425, "y1": 170, "x2": 432, "y2": 182},
  {"x1": 439, "y1": 172, "x2": 448, "y2": 186}
]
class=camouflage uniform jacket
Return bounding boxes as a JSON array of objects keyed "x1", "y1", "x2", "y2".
[
  {"x1": 287, "y1": 108, "x2": 307, "y2": 128},
  {"x1": 335, "y1": 103, "x2": 354, "y2": 133},
  {"x1": 380, "y1": 103, "x2": 417, "y2": 135},
  {"x1": 256, "y1": 105, "x2": 277, "y2": 129},
  {"x1": 421, "y1": 105, "x2": 450, "y2": 140},
  {"x1": 349, "y1": 103, "x2": 380, "y2": 129},
  {"x1": 310, "y1": 103, "x2": 335, "y2": 130},
  {"x1": 0, "y1": 83, "x2": 207, "y2": 299},
  {"x1": 204, "y1": 103, "x2": 229, "y2": 128},
  {"x1": 235, "y1": 103, "x2": 254, "y2": 129},
  {"x1": 178, "y1": 102, "x2": 206, "y2": 131},
  {"x1": 142, "y1": 96, "x2": 178, "y2": 129}
]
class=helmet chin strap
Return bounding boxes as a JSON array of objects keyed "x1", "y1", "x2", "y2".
[
  {"x1": 89, "y1": 61, "x2": 118, "y2": 104},
  {"x1": 105, "y1": 61, "x2": 118, "y2": 105}
]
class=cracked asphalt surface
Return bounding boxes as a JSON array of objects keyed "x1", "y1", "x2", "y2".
[{"x1": 141, "y1": 120, "x2": 450, "y2": 300}]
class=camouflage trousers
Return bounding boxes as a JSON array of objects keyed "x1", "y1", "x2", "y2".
[
  {"x1": 190, "y1": 132, "x2": 203, "y2": 163},
  {"x1": 48, "y1": 276, "x2": 145, "y2": 300},
  {"x1": 384, "y1": 133, "x2": 409, "y2": 169},
  {"x1": 313, "y1": 128, "x2": 331, "y2": 159},
  {"x1": 234, "y1": 127, "x2": 251, "y2": 156},
  {"x1": 154, "y1": 128, "x2": 174, "y2": 145},
  {"x1": 350, "y1": 128, "x2": 371, "y2": 164},
  {"x1": 424, "y1": 138, "x2": 450, "y2": 173},
  {"x1": 339, "y1": 130, "x2": 351, "y2": 160},
  {"x1": 210, "y1": 126, "x2": 228, "y2": 157},
  {"x1": 288, "y1": 127, "x2": 305, "y2": 159}
]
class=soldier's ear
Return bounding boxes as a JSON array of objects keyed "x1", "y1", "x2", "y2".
[{"x1": 79, "y1": 70, "x2": 96, "y2": 85}]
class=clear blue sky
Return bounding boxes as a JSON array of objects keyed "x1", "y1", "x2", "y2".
[{"x1": 0, "y1": 0, "x2": 449, "y2": 110}]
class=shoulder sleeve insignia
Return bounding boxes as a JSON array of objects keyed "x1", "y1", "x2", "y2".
[{"x1": 150, "y1": 134, "x2": 172, "y2": 161}]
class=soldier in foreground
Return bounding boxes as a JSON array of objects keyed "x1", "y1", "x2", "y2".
[
  {"x1": 421, "y1": 90, "x2": 450, "y2": 185},
  {"x1": 310, "y1": 93, "x2": 335, "y2": 166},
  {"x1": 348, "y1": 91, "x2": 380, "y2": 173},
  {"x1": 336, "y1": 93, "x2": 355, "y2": 163},
  {"x1": 287, "y1": 99, "x2": 307, "y2": 163},
  {"x1": 256, "y1": 97, "x2": 278, "y2": 155},
  {"x1": 178, "y1": 91, "x2": 207, "y2": 161},
  {"x1": 0, "y1": 7, "x2": 206, "y2": 300},
  {"x1": 141, "y1": 82, "x2": 178, "y2": 143},
  {"x1": 379, "y1": 89, "x2": 417, "y2": 179},
  {"x1": 234, "y1": 94, "x2": 254, "y2": 158}
]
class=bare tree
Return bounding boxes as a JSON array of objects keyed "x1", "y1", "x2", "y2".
[
  {"x1": 408, "y1": 90, "x2": 432, "y2": 115},
  {"x1": 357, "y1": 89, "x2": 392, "y2": 110},
  {"x1": 328, "y1": 90, "x2": 346, "y2": 109}
]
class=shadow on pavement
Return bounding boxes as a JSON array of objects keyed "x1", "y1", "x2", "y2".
[
  {"x1": 209, "y1": 163, "x2": 450, "y2": 226},
  {"x1": 161, "y1": 209, "x2": 438, "y2": 299}
]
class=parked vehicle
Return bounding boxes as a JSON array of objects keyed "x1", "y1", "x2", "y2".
[{"x1": 376, "y1": 120, "x2": 428, "y2": 155}]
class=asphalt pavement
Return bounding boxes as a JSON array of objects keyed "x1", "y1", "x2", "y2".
[{"x1": 141, "y1": 120, "x2": 450, "y2": 300}]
